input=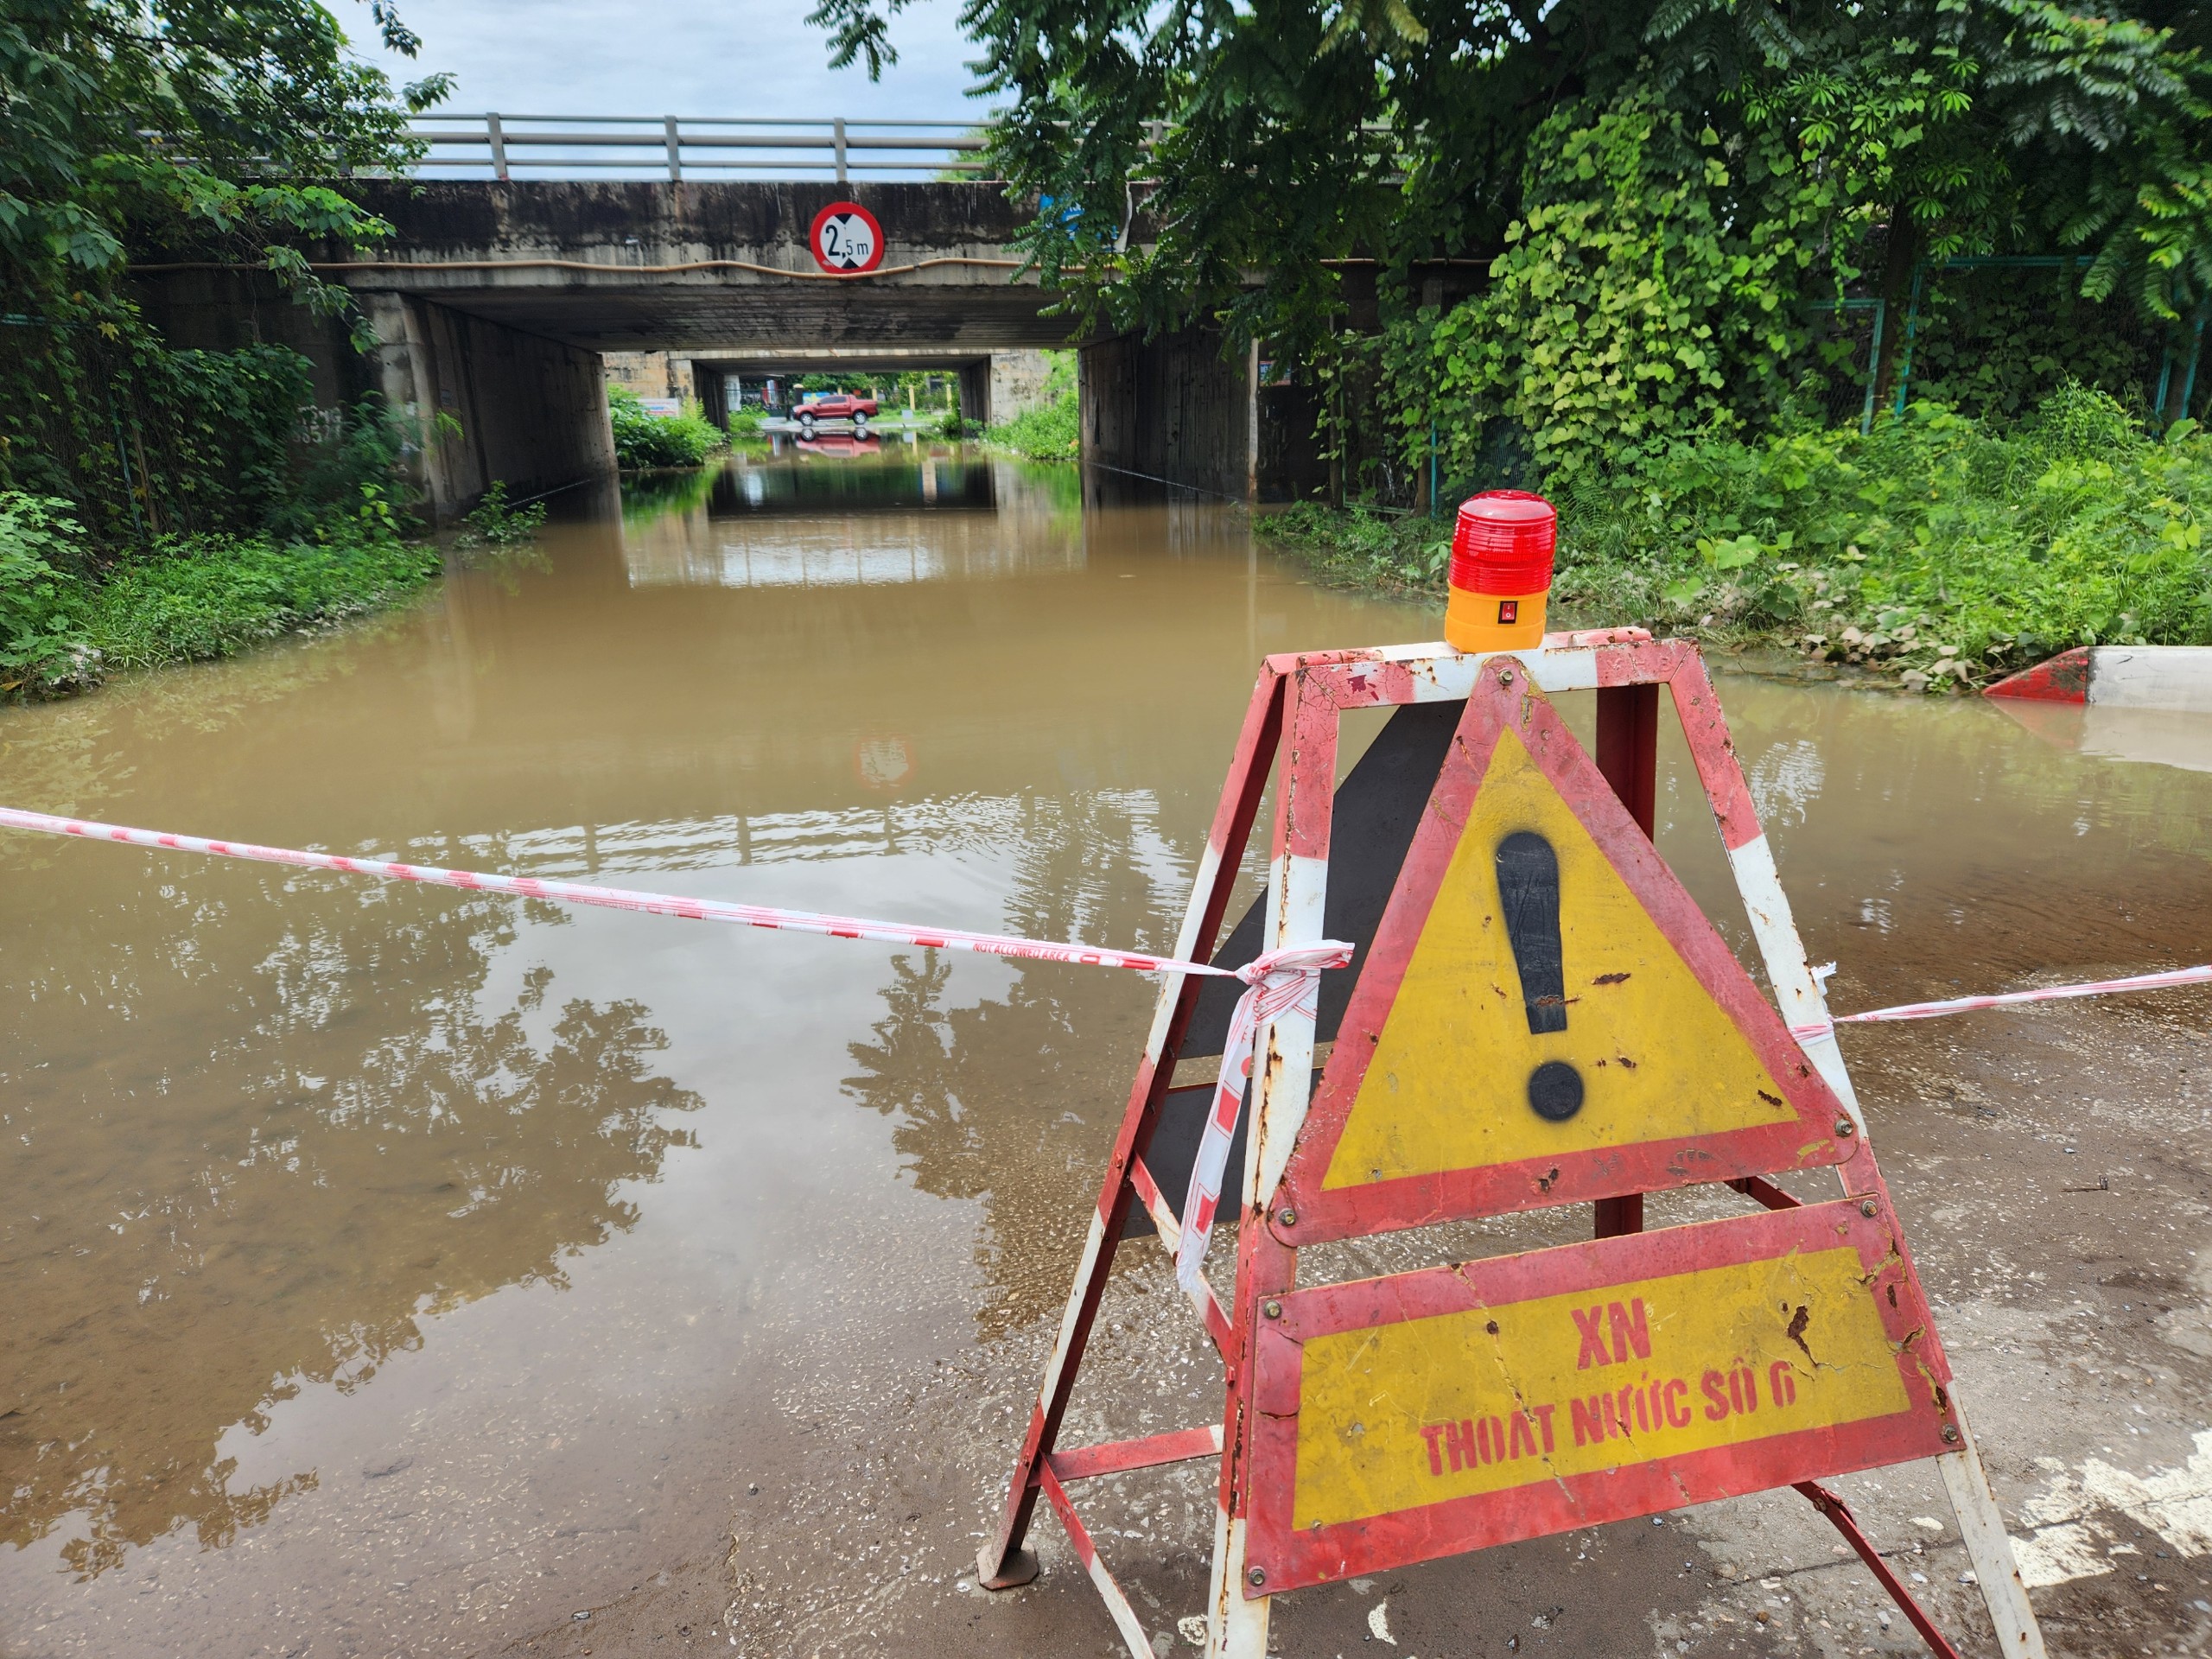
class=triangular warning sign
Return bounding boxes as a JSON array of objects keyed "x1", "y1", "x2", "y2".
[{"x1": 1278, "y1": 665, "x2": 1854, "y2": 1239}]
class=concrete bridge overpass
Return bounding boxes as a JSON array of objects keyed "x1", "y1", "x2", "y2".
[{"x1": 136, "y1": 177, "x2": 1309, "y2": 515}]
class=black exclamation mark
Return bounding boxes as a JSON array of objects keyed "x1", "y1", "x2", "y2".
[{"x1": 1495, "y1": 830, "x2": 1584, "y2": 1122}]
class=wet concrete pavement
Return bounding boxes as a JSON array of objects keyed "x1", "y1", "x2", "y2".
[{"x1": 3, "y1": 448, "x2": 2209, "y2": 1657}]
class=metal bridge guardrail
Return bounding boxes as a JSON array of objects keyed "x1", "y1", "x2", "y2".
[{"x1": 405, "y1": 115, "x2": 995, "y2": 183}]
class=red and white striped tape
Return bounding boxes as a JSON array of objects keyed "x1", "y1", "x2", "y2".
[
  {"x1": 1791, "y1": 963, "x2": 2212, "y2": 1040},
  {"x1": 6, "y1": 804, "x2": 2207, "y2": 1276},
  {"x1": 1175, "y1": 941, "x2": 1348, "y2": 1294},
  {"x1": 0, "y1": 804, "x2": 1351, "y2": 1284}
]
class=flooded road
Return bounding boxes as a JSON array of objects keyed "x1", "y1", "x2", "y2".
[{"x1": 1, "y1": 445, "x2": 2208, "y2": 1658}]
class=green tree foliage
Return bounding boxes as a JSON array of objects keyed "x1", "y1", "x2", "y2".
[
  {"x1": 810, "y1": 0, "x2": 2210, "y2": 458},
  {"x1": 1399, "y1": 91, "x2": 1832, "y2": 483},
  {"x1": 1, "y1": 0, "x2": 448, "y2": 317},
  {"x1": 0, "y1": 0, "x2": 444, "y2": 563}
]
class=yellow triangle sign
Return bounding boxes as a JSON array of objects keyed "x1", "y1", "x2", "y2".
[{"x1": 1281, "y1": 671, "x2": 1848, "y2": 1234}]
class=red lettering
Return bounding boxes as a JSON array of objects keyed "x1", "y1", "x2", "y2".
[
  {"x1": 1739, "y1": 1364, "x2": 1758, "y2": 1412},
  {"x1": 1631, "y1": 1381, "x2": 1651, "y2": 1433},
  {"x1": 1663, "y1": 1377, "x2": 1692, "y2": 1428},
  {"x1": 1474, "y1": 1417, "x2": 1493, "y2": 1465},
  {"x1": 1445, "y1": 1419, "x2": 1474, "y2": 1471},
  {"x1": 1769, "y1": 1360, "x2": 1798, "y2": 1408},
  {"x1": 1727, "y1": 1368, "x2": 1747, "y2": 1414},
  {"x1": 1421, "y1": 1422, "x2": 1448, "y2": 1474},
  {"x1": 1608, "y1": 1298, "x2": 1652, "y2": 1363},
  {"x1": 1509, "y1": 1412, "x2": 1537, "y2": 1459},
  {"x1": 1573, "y1": 1305, "x2": 1611, "y2": 1370},
  {"x1": 1702, "y1": 1369, "x2": 1730, "y2": 1421},
  {"x1": 1533, "y1": 1402, "x2": 1557, "y2": 1452},
  {"x1": 1489, "y1": 1415, "x2": 1508, "y2": 1463},
  {"x1": 1571, "y1": 1397, "x2": 1605, "y2": 1447}
]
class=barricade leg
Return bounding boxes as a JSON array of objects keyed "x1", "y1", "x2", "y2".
[
  {"x1": 1796, "y1": 1482, "x2": 1962, "y2": 1659},
  {"x1": 1205, "y1": 671, "x2": 1338, "y2": 1658},
  {"x1": 1937, "y1": 1397, "x2": 2048, "y2": 1657}
]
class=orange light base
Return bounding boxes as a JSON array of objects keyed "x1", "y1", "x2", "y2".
[{"x1": 1446, "y1": 587, "x2": 1548, "y2": 652}]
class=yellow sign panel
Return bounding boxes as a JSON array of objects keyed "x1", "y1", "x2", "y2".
[
  {"x1": 1290, "y1": 1245, "x2": 1911, "y2": 1531},
  {"x1": 1323, "y1": 729, "x2": 1796, "y2": 1190}
]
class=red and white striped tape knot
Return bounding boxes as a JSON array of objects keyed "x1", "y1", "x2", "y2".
[
  {"x1": 1174, "y1": 939, "x2": 1355, "y2": 1296},
  {"x1": 1231, "y1": 940, "x2": 1357, "y2": 990}
]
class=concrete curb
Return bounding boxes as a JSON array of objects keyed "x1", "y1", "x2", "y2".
[{"x1": 1984, "y1": 645, "x2": 2212, "y2": 711}]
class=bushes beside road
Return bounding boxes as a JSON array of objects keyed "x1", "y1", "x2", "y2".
[
  {"x1": 609, "y1": 386, "x2": 728, "y2": 469},
  {"x1": 1262, "y1": 386, "x2": 2212, "y2": 691},
  {"x1": 983, "y1": 354, "x2": 1078, "y2": 461},
  {"x1": 0, "y1": 391, "x2": 496, "y2": 697},
  {"x1": 0, "y1": 489, "x2": 443, "y2": 694}
]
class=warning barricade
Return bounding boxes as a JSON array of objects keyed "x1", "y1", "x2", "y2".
[
  {"x1": 975, "y1": 632, "x2": 2049, "y2": 1659},
  {"x1": 14, "y1": 630, "x2": 2189, "y2": 1659}
]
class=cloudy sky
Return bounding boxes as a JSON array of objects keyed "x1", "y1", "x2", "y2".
[{"x1": 354, "y1": 0, "x2": 986, "y2": 123}]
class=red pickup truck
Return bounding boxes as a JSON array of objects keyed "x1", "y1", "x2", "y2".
[{"x1": 795, "y1": 391, "x2": 878, "y2": 433}]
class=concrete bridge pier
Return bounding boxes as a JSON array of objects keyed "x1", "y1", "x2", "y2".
[
  {"x1": 1079, "y1": 327, "x2": 1328, "y2": 502},
  {"x1": 357, "y1": 293, "x2": 615, "y2": 518}
]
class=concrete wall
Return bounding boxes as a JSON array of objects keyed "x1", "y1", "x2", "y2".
[
  {"x1": 358, "y1": 293, "x2": 615, "y2": 520},
  {"x1": 986, "y1": 350, "x2": 1065, "y2": 423},
  {"x1": 1079, "y1": 327, "x2": 1257, "y2": 499},
  {"x1": 602, "y1": 351, "x2": 697, "y2": 404},
  {"x1": 133, "y1": 268, "x2": 616, "y2": 522},
  {"x1": 327, "y1": 181, "x2": 1071, "y2": 352},
  {"x1": 958, "y1": 362, "x2": 992, "y2": 428}
]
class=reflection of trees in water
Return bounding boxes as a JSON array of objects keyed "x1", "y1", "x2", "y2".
[
  {"x1": 843, "y1": 789, "x2": 1185, "y2": 1339},
  {"x1": 0, "y1": 854, "x2": 701, "y2": 1578}
]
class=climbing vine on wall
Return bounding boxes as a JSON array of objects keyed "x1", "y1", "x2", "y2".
[{"x1": 1388, "y1": 89, "x2": 1847, "y2": 486}]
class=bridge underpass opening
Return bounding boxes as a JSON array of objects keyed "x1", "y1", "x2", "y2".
[
  {"x1": 685, "y1": 350, "x2": 1065, "y2": 432},
  {"x1": 134, "y1": 176, "x2": 1327, "y2": 514}
]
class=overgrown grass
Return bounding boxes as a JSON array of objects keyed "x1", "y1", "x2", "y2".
[
  {"x1": 1260, "y1": 387, "x2": 2212, "y2": 690},
  {"x1": 456, "y1": 481, "x2": 547, "y2": 547},
  {"x1": 80, "y1": 535, "x2": 442, "y2": 671},
  {"x1": 984, "y1": 353, "x2": 1078, "y2": 461},
  {"x1": 0, "y1": 490, "x2": 443, "y2": 694}
]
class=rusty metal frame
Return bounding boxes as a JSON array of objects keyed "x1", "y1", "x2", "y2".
[{"x1": 977, "y1": 634, "x2": 2045, "y2": 1659}]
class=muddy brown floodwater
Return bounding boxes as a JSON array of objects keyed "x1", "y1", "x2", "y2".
[{"x1": 2, "y1": 445, "x2": 2209, "y2": 1659}]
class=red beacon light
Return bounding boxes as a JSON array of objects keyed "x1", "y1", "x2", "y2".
[{"x1": 1446, "y1": 490, "x2": 1556, "y2": 653}]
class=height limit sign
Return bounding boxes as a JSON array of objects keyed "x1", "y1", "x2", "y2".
[{"x1": 809, "y1": 200, "x2": 883, "y2": 274}]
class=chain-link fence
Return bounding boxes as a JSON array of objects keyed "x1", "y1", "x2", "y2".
[{"x1": 1803, "y1": 259, "x2": 2196, "y2": 436}]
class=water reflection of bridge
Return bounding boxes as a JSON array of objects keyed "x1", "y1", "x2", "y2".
[{"x1": 620, "y1": 450, "x2": 1084, "y2": 589}]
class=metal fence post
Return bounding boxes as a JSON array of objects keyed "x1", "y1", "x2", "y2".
[
  {"x1": 2178, "y1": 309, "x2": 2208, "y2": 426},
  {"x1": 664, "y1": 116, "x2": 683, "y2": 182},
  {"x1": 1859, "y1": 298, "x2": 1885, "y2": 435},
  {"x1": 834, "y1": 118, "x2": 849, "y2": 183},
  {"x1": 1891, "y1": 264, "x2": 1925, "y2": 419},
  {"x1": 485, "y1": 112, "x2": 510, "y2": 181}
]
